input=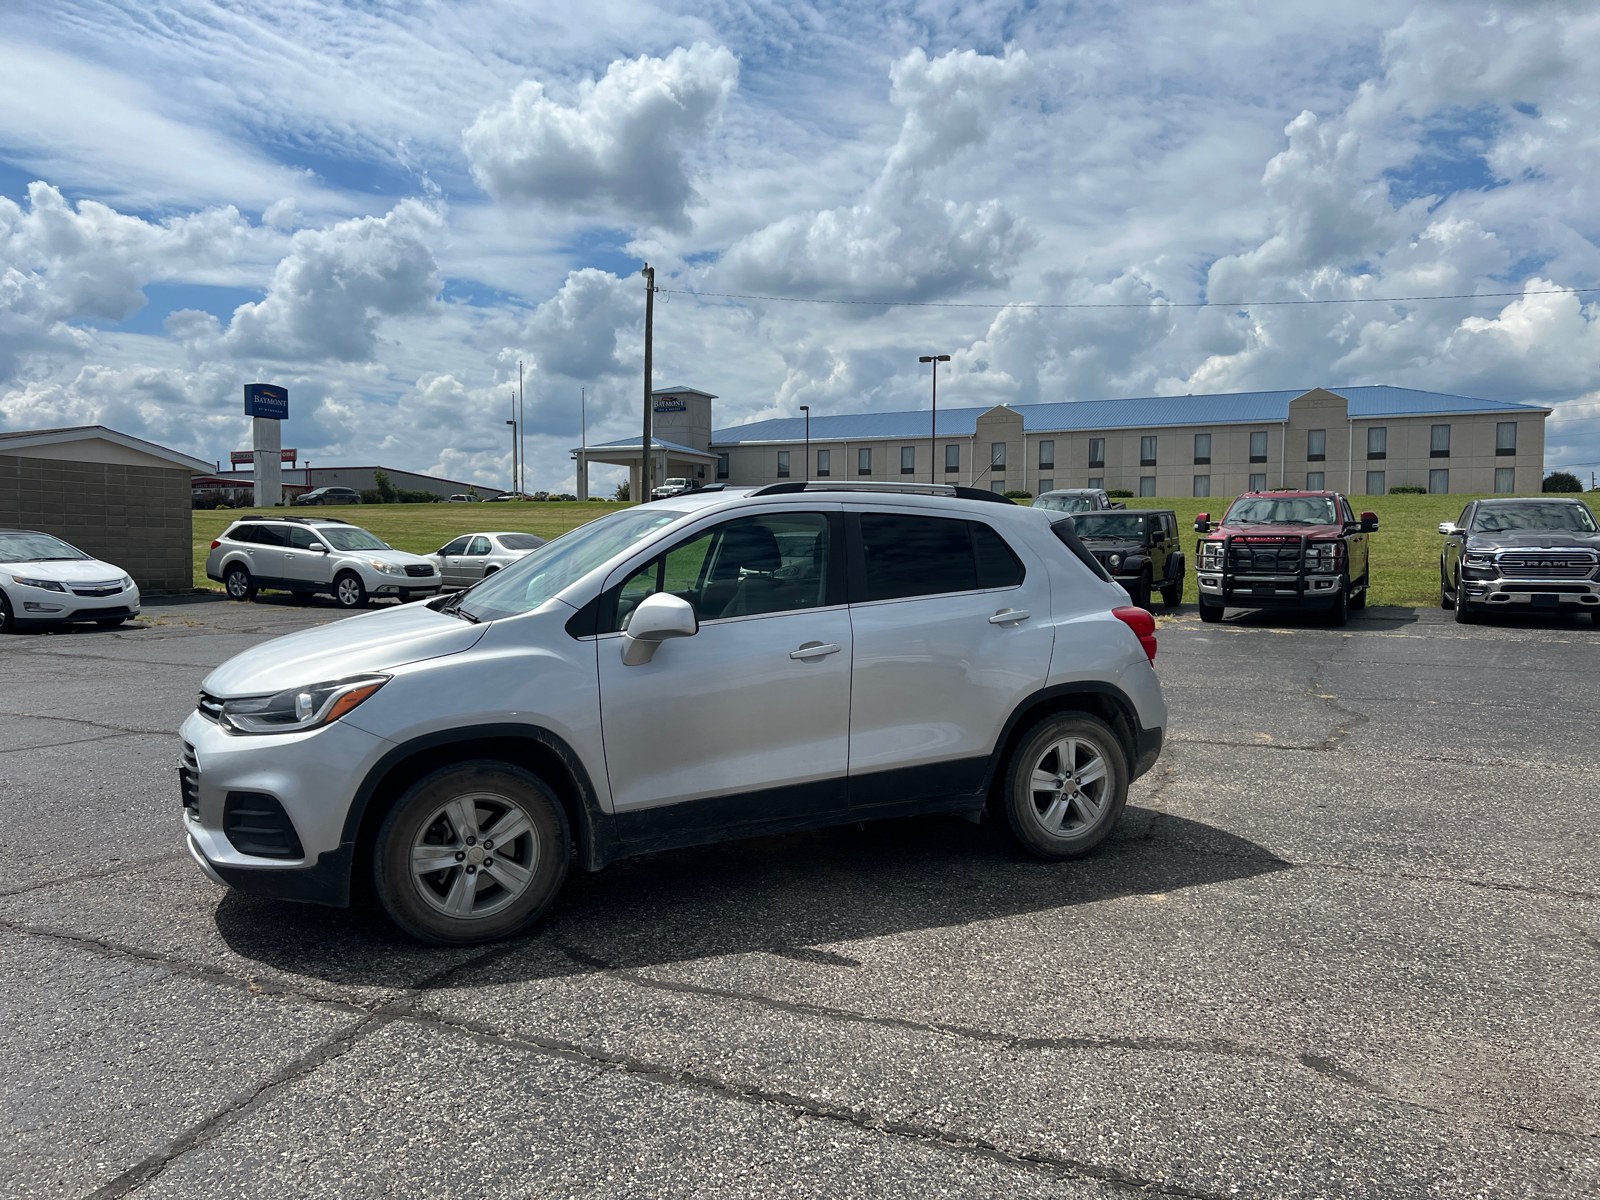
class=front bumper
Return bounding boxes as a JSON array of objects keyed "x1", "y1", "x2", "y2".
[
  {"x1": 1461, "y1": 576, "x2": 1600, "y2": 609},
  {"x1": 1196, "y1": 572, "x2": 1343, "y2": 609},
  {"x1": 11, "y1": 583, "x2": 141, "y2": 623},
  {"x1": 179, "y1": 709, "x2": 391, "y2": 907}
]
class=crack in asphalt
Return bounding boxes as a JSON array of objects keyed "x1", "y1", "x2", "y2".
[
  {"x1": 0, "y1": 730, "x2": 149, "y2": 756},
  {"x1": 1306, "y1": 636, "x2": 1369, "y2": 751},
  {"x1": 0, "y1": 710, "x2": 174, "y2": 737},
  {"x1": 0, "y1": 852, "x2": 185, "y2": 899}
]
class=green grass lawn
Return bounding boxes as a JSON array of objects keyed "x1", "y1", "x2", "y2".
[{"x1": 190, "y1": 492, "x2": 1549, "y2": 609}]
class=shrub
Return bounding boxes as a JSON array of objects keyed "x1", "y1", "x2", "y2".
[
  {"x1": 1107, "y1": 489, "x2": 1134, "y2": 498},
  {"x1": 614, "y1": 482, "x2": 630, "y2": 501},
  {"x1": 372, "y1": 469, "x2": 397, "y2": 503},
  {"x1": 397, "y1": 489, "x2": 435, "y2": 503},
  {"x1": 359, "y1": 489, "x2": 385, "y2": 504},
  {"x1": 1544, "y1": 471, "x2": 1583, "y2": 493},
  {"x1": 1388, "y1": 485, "x2": 1426, "y2": 494},
  {"x1": 1003, "y1": 490, "x2": 1033, "y2": 499}
]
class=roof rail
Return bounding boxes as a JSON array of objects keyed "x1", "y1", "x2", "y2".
[
  {"x1": 749, "y1": 481, "x2": 1016, "y2": 505},
  {"x1": 250, "y1": 515, "x2": 354, "y2": 525}
]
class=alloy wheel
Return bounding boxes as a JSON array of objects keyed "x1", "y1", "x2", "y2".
[
  {"x1": 408, "y1": 792, "x2": 541, "y2": 919},
  {"x1": 336, "y1": 576, "x2": 363, "y2": 606},
  {"x1": 1027, "y1": 737, "x2": 1108, "y2": 835}
]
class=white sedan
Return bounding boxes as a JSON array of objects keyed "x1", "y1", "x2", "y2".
[
  {"x1": 429, "y1": 531, "x2": 548, "y2": 589},
  {"x1": 0, "y1": 529, "x2": 140, "y2": 631}
]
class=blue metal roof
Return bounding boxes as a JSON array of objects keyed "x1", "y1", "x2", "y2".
[{"x1": 710, "y1": 385, "x2": 1548, "y2": 445}]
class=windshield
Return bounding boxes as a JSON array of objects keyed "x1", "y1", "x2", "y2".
[
  {"x1": 319, "y1": 526, "x2": 391, "y2": 551},
  {"x1": 459, "y1": 508, "x2": 689, "y2": 621},
  {"x1": 1033, "y1": 494, "x2": 1095, "y2": 514},
  {"x1": 1470, "y1": 502, "x2": 1599, "y2": 533},
  {"x1": 1073, "y1": 513, "x2": 1150, "y2": 539},
  {"x1": 497, "y1": 533, "x2": 546, "y2": 550},
  {"x1": 1225, "y1": 496, "x2": 1338, "y2": 525},
  {"x1": 0, "y1": 531, "x2": 90, "y2": 563}
]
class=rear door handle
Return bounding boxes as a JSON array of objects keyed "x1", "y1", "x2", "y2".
[
  {"x1": 791, "y1": 642, "x2": 842, "y2": 660},
  {"x1": 989, "y1": 609, "x2": 1031, "y2": 625}
]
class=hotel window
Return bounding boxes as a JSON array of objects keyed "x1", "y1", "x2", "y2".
[
  {"x1": 1038, "y1": 440, "x2": 1054, "y2": 468},
  {"x1": 901, "y1": 445, "x2": 916, "y2": 474},
  {"x1": 1193, "y1": 475, "x2": 1210, "y2": 497},
  {"x1": 991, "y1": 442, "x2": 1007, "y2": 468},
  {"x1": 716, "y1": 453, "x2": 729, "y2": 480},
  {"x1": 1494, "y1": 466, "x2": 1515, "y2": 492},
  {"x1": 858, "y1": 447, "x2": 872, "y2": 475},
  {"x1": 1140, "y1": 436, "x2": 1157, "y2": 466},
  {"x1": 1430, "y1": 424, "x2": 1451, "y2": 458},
  {"x1": 1429, "y1": 469, "x2": 1449, "y2": 494},
  {"x1": 1367, "y1": 426, "x2": 1386, "y2": 460},
  {"x1": 1087, "y1": 477, "x2": 1104, "y2": 490},
  {"x1": 776, "y1": 451, "x2": 790, "y2": 478},
  {"x1": 1307, "y1": 429, "x2": 1326, "y2": 461},
  {"x1": 1366, "y1": 470, "x2": 1386, "y2": 495},
  {"x1": 816, "y1": 449, "x2": 831, "y2": 477},
  {"x1": 1037, "y1": 478, "x2": 1054, "y2": 494},
  {"x1": 1305, "y1": 471, "x2": 1325, "y2": 490},
  {"x1": 1088, "y1": 438, "x2": 1105, "y2": 468},
  {"x1": 990, "y1": 479, "x2": 1007, "y2": 494},
  {"x1": 1249, "y1": 473, "x2": 1267, "y2": 492},
  {"x1": 1496, "y1": 422, "x2": 1517, "y2": 456},
  {"x1": 1139, "y1": 476, "x2": 1157, "y2": 497},
  {"x1": 945, "y1": 444, "x2": 960, "y2": 473},
  {"x1": 1193, "y1": 433, "x2": 1210, "y2": 465},
  {"x1": 1249, "y1": 430, "x2": 1268, "y2": 462}
]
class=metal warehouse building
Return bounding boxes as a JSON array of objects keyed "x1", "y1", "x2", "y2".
[
  {"x1": 0, "y1": 426, "x2": 211, "y2": 593},
  {"x1": 574, "y1": 385, "x2": 1549, "y2": 500}
]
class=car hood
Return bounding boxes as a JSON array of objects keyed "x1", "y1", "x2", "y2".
[
  {"x1": 1465, "y1": 531, "x2": 1600, "y2": 551},
  {"x1": 201, "y1": 603, "x2": 487, "y2": 697},
  {"x1": 1211, "y1": 523, "x2": 1345, "y2": 538},
  {"x1": 353, "y1": 548, "x2": 435, "y2": 565},
  {"x1": 2, "y1": 557, "x2": 129, "y2": 582},
  {"x1": 1080, "y1": 539, "x2": 1148, "y2": 555}
]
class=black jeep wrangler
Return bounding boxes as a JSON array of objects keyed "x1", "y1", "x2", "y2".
[{"x1": 1071, "y1": 508, "x2": 1185, "y2": 609}]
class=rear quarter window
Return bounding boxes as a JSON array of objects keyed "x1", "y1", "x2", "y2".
[{"x1": 1050, "y1": 518, "x2": 1114, "y2": 582}]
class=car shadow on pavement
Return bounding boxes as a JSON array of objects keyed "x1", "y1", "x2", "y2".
[
  {"x1": 212, "y1": 808, "x2": 1291, "y2": 988},
  {"x1": 1197, "y1": 604, "x2": 1422, "y2": 630}
]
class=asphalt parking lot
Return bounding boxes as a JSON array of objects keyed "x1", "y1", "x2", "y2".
[{"x1": 2, "y1": 594, "x2": 1597, "y2": 1199}]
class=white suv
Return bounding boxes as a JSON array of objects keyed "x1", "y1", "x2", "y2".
[
  {"x1": 205, "y1": 517, "x2": 441, "y2": 608},
  {"x1": 180, "y1": 484, "x2": 1166, "y2": 944}
]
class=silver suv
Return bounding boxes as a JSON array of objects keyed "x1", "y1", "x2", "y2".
[
  {"x1": 205, "y1": 517, "x2": 441, "y2": 608},
  {"x1": 181, "y1": 484, "x2": 1167, "y2": 944}
]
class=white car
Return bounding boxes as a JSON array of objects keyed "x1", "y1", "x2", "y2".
[
  {"x1": 180, "y1": 482, "x2": 1166, "y2": 945},
  {"x1": 429, "y1": 531, "x2": 548, "y2": 590},
  {"x1": 0, "y1": 529, "x2": 140, "y2": 631},
  {"x1": 204, "y1": 517, "x2": 441, "y2": 609}
]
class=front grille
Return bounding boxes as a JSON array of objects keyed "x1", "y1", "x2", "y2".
[
  {"x1": 1496, "y1": 553, "x2": 1596, "y2": 579},
  {"x1": 1226, "y1": 536, "x2": 1303, "y2": 572},
  {"x1": 71, "y1": 581, "x2": 124, "y2": 597},
  {"x1": 179, "y1": 743, "x2": 200, "y2": 815},
  {"x1": 404, "y1": 564, "x2": 435, "y2": 577},
  {"x1": 223, "y1": 792, "x2": 305, "y2": 859},
  {"x1": 196, "y1": 692, "x2": 224, "y2": 723}
]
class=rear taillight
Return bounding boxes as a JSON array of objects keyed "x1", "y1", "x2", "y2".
[
  {"x1": 210, "y1": 540, "x2": 221, "y2": 549},
  {"x1": 1112, "y1": 606, "x2": 1157, "y2": 662}
]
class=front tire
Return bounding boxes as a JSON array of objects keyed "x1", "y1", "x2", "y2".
[
  {"x1": 224, "y1": 564, "x2": 256, "y2": 602},
  {"x1": 372, "y1": 761, "x2": 570, "y2": 945},
  {"x1": 1198, "y1": 597, "x2": 1223, "y2": 623},
  {"x1": 1454, "y1": 573, "x2": 1480, "y2": 624},
  {"x1": 0, "y1": 590, "x2": 14, "y2": 634},
  {"x1": 1132, "y1": 569, "x2": 1153, "y2": 611},
  {"x1": 1324, "y1": 581, "x2": 1349, "y2": 627},
  {"x1": 1161, "y1": 569, "x2": 1183, "y2": 608},
  {"x1": 333, "y1": 571, "x2": 367, "y2": 609},
  {"x1": 995, "y1": 714, "x2": 1128, "y2": 861}
]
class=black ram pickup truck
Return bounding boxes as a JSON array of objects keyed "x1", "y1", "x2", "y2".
[{"x1": 1439, "y1": 497, "x2": 1600, "y2": 624}]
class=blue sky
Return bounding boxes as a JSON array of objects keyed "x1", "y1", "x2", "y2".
[{"x1": 2, "y1": 1, "x2": 1599, "y2": 490}]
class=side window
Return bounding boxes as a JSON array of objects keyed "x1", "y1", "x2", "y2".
[
  {"x1": 468, "y1": 536, "x2": 493, "y2": 555},
  {"x1": 605, "y1": 513, "x2": 833, "y2": 630},
  {"x1": 1458, "y1": 504, "x2": 1472, "y2": 527},
  {"x1": 858, "y1": 514, "x2": 1023, "y2": 601},
  {"x1": 440, "y1": 537, "x2": 471, "y2": 556},
  {"x1": 288, "y1": 527, "x2": 322, "y2": 550},
  {"x1": 1341, "y1": 498, "x2": 1356, "y2": 523},
  {"x1": 229, "y1": 525, "x2": 258, "y2": 544},
  {"x1": 253, "y1": 525, "x2": 290, "y2": 547}
]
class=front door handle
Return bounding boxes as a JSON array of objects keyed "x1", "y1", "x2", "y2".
[
  {"x1": 790, "y1": 642, "x2": 841, "y2": 660},
  {"x1": 989, "y1": 608, "x2": 1031, "y2": 625}
]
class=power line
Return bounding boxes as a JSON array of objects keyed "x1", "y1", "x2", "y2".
[{"x1": 662, "y1": 286, "x2": 1600, "y2": 310}]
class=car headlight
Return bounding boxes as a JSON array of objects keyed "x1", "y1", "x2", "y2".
[
  {"x1": 1463, "y1": 552, "x2": 1494, "y2": 567},
  {"x1": 1108, "y1": 554, "x2": 1123, "y2": 569},
  {"x1": 1199, "y1": 542, "x2": 1224, "y2": 569},
  {"x1": 368, "y1": 558, "x2": 406, "y2": 575},
  {"x1": 120, "y1": 575, "x2": 134, "y2": 590},
  {"x1": 217, "y1": 675, "x2": 389, "y2": 735},
  {"x1": 11, "y1": 576, "x2": 67, "y2": 591}
]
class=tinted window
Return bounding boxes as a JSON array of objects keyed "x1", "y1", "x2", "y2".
[
  {"x1": 288, "y1": 527, "x2": 323, "y2": 550},
  {"x1": 497, "y1": 533, "x2": 545, "y2": 550},
  {"x1": 607, "y1": 513, "x2": 832, "y2": 630},
  {"x1": 250, "y1": 524, "x2": 291, "y2": 547},
  {"x1": 439, "y1": 537, "x2": 471, "y2": 556},
  {"x1": 229, "y1": 524, "x2": 262, "y2": 544},
  {"x1": 858, "y1": 514, "x2": 1021, "y2": 601}
]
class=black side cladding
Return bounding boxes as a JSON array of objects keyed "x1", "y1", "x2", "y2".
[{"x1": 1050, "y1": 516, "x2": 1114, "y2": 582}]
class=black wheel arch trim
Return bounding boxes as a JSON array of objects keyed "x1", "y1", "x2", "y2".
[{"x1": 979, "y1": 680, "x2": 1163, "y2": 794}]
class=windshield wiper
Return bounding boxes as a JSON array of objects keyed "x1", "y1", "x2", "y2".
[{"x1": 438, "y1": 592, "x2": 481, "y2": 623}]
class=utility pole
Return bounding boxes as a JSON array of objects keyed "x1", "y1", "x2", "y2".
[
  {"x1": 641, "y1": 264, "x2": 656, "y2": 503},
  {"x1": 506, "y1": 386, "x2": 516, "y2": 496},
  {"x1": 800, "y1": 405, "x2": 810, "y2": 481},
  {"x1": 580, "y1": 387, "x2": 588, "y2": 501},
  {"x1": 518, "y1": 360, "x2": 525, "y2": 497},
  {"x1": 919, "y1": 355, "x2": 950, "y2": 484}
]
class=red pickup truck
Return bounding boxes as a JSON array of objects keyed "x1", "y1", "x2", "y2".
[{"x1": 1193, "y1": 491, "x2": 1378, "y2": 626}]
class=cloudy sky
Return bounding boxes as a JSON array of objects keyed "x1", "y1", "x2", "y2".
[{"x1": 3, "y1": 1, "x2": 1599, "y2": 493}]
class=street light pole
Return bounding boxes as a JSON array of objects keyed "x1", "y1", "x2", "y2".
[
  {"x1": 508, "y1": 389, "x2": 517, "y2": 496},
  {"x1": 518, "y1": 360, "x2": 525, "y2": 497},
  {"x1": 641, "y1": 264, "x2": 656, "y2": 503},
  {"x1": 800, "y1": 405, "x2": 810, "y2": 482},
  {"x1": 918, "y1": 355, "x2": 950, "y2": 484}
]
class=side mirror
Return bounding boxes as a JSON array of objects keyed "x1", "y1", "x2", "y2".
[
  {"x1": 1194, "y1": 513, "x2": 1211, "y2": 533},
  {"x1": 621, "y1": 593, "x2": 698, "y2": 665},
  {"x1": 1437, "y1": 522, "x2": 1457, "y2": 535},
  {"x1": 1360, "y1": 511, "x2": 1379, "y2": 533},
  {"x1": 308, "y1": 542, "x2": 328, "y2": 553}
]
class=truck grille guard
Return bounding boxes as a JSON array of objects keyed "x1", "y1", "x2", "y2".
[{"x1": 1198, "y1": 532, "x2": 1343, "y2": 599}]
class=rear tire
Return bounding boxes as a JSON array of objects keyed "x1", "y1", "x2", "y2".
[
  {"x1": 333, "y1": 571, "x2": 367, "y2": 609},
  {"x1": 994, "y1": 713, "x2": 1128, "y2": 861},
  {"x1": 1198, "y1": 598, "x2": 1223, "y2": 623},
  {"x1": 371, "y1": 761, "x2": 570, "y2": 946},
  {"x1": 224, "y1": 564, "x2": 256, "y2": 602}
]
